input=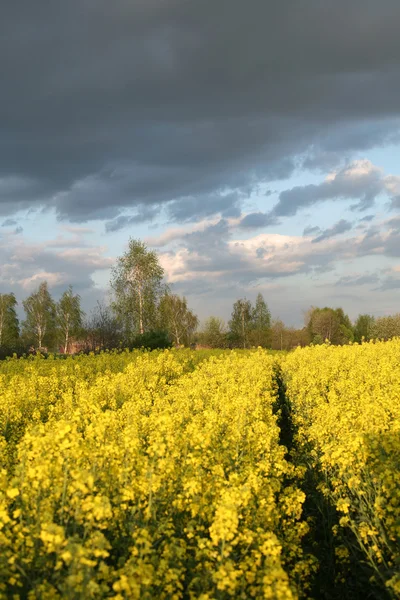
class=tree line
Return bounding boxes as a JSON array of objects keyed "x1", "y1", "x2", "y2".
[{"x1": 0, "y1": 238, "x2": 399, "y2": 357}]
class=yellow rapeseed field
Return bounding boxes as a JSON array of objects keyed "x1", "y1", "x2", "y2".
[
  {"x1": 284, "y1": 340, "x2": 400, "y2": 597},
  {"x1": 0, "y1": 350, "x2": 312, "y2": 599},
  {"x1": 0, "y1": 343, "x2": 399, "y2": 598}
]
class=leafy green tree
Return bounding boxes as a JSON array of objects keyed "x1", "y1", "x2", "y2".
[
  {"x1": 22, "y1": 282, "x2": 56, "y2": 349},
  {"x1": 249, "y1": 293, "x2": 271, "y2": 347},
  {"x1": 354, "y1": 314, "x2": 375, "y2": 342},
  {"x1": 0, "y1": 293, "x2": 19, "y2": 347},
  {"x1": 198, "y1": 317, "x2": 227, "y2": 348},
  {"x1": 111, "y1": 239, "x2": 166, "y2": 337},
  {"x1": 306, "y1": 306, "x2": 353, "y2": 345},
  {"x1": 158, "y1": 293, "x2": 199, "y2": 346},
  {"x1": 130, "y1": 330, "x2": 172, "y2": 350},
  {"x1": 228, "y1": 298, "x2": 253, "y2": 348},
  {"x1": 335, "y1": 307, "x2": 354, "y2": 343},
  {"x1": 56, "y1": 286, "x2": 85, "y2": 353}
]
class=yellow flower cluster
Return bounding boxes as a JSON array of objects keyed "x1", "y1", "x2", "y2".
[
  {"x1": 283, "y1": 340, "x2": 400, "y2": 596},
  {"x1": 0, "y1": 350, "x2": 311, "y2": 599}
]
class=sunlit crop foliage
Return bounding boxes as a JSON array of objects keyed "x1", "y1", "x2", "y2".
[
  {"x1": 284, "y1": 340, "x2": 400, "y2": 597},
  {"x1": 0, "y1": 349, "x2": 312, "y2": 599},
  {"x1": 1, "y1": 342, "x2": 399, "y2": 599}
]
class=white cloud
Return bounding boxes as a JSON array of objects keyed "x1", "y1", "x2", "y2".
[
  {"x1": 19, "y1": 272, "x2": 66, "y2": 289},
  {"x1": 384, "y1": 174, "x2": 400, "y2": 195},
  {"x1": 57, "y1": 247, "x2": 113, "y2": 269},
  {"x1": 0, "y1": 228, "x2": 114, "y2": 308}
]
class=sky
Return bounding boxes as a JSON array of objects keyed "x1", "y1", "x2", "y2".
[{"x1": 1, "y1": 0, "x2": 400, "y2": 327}]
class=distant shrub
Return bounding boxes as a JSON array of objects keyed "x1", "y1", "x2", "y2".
[
  {"x1": 0, "y1": 345, "x2": 30, "y2": 361},
  {"x1": 130, "y1": 329, "x2": 173, "y2": 350}
]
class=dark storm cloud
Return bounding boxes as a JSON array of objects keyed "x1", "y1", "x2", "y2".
[
  {"x1": 312, "y1": 219, "x2": 353, "y2": 243},
  {"x1": 2, "y1": 1, "x2": 400, "y2": 222}
]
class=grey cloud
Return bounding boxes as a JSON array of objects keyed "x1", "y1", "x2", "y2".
[
  {"x1": 359, "y1": 214, "x2": 375, "y2": 223},
  {"x1": 357, "y1": 227, "x2": 383, "y2": 255},
  {"x1": 171, "y1": 219, "x2": 263, "y2": 281},
  {"x1": 335, "y1": 273, "x2": 380, "y2": 287},
  {"x1": 158, "y1": 216, "x2": 400, "y2": 302},
  {"x1": 301, "y1": 150, "x2": 344, "y2": 172},
  {"x1": 239, "y1": 212, "x2": 277, "y2": 229},
  {"x1": 0, "y1": 232, "x2": 113, "y2": 314},
  {"x1": 303, "y1": 225, "x2": 321, "y2": 236},
  {"x1": 352, "y1": 219, "x2": 400, "y2": 258},
  {"x1": 378, "y1": 276, "x2": 400, "y2": 291},
  {"x1": 380, "y1": 230, "x2": 400, "y2": 257},
  {"x1": 271, "y1": 161, "x2": 384, "y2": 219},
  {"x1": 390, "y1": 196, "x2": 400, "y2": 211},
  {"x1": 182, "y1": 219, "x2": 233, "y2": 257},
  {"x1": 1, "y1": 1, "x2": 400, "y2": 222},
  {"x1": 168, "y1": 277, "x2": 217, "y2": 298},
  {"x1": 171, "y1": 220, "x2": 332, "y2": 286},
  {"x1": 387, "y1": 216, "x2": 400, "y2": 232},
  {"x1": 162, "y1": 215, "x2": 400, "y2": 304},
  {"x1": 164, "y1": 214, "x2": 400, "y2": 322},
  {"x1": 105, "y1": 205, "x2": 160, "y2": 232},
  {"x1": 0, "y1": 177, "x2": 53, "y2": 217},
  {"x1": 302, "y1": 122, "x2": 400, "y2": 173},
  {"x1": 167, "y1": 191, "x2": 243, "y2": 223},
  {"x1": 2, "y1": 218, "x2": 18, "y2": 227},
  {"x1": 312, "y1": 219, "x2": 352, "y2": 243}
]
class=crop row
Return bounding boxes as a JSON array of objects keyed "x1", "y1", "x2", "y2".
[{"x1": 283, "y1": 340, "x2": 400, "y2": 597}]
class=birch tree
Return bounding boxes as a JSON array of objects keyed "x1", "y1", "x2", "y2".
[
  {"x1": 228, "y1": 298, "x2": 253, "y2": 348},
  {"x1": 371, "y1": 314, "x2": 400, "y2": 340},
  {"x1": 22, "y1": 282, "x2": 56, "y2": 349},
  {"x1": 111, "y1": 239, "x2": 165, "y2": 337},
  {"x1": 56, "y1": 286, "x2": 84, "y2": 353},
  {"x1": 249, "y1": 292, "x2": 271, "y2": 347},
  {"x1": 158, "y1": 293, "x2": 199, "y2": 346},
  {"x1": 271, "y1": 318, "x2": 286, "y2": 351}
]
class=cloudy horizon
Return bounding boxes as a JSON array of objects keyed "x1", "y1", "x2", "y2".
[{"x1": 1, "y1": 0, "x2": 400, "y2": 326}]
